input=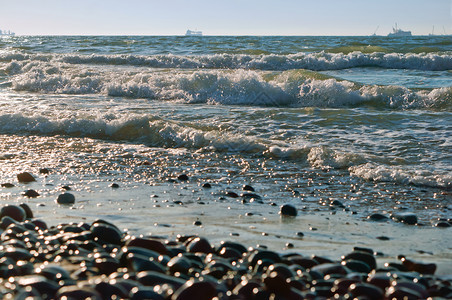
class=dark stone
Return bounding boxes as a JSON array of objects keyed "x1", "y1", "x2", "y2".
[
  {"x1": 126, "y1": 253, "x2": 166, "y2": 273},
  {"x1": 241, "y1": 193, "x2": 262, "y2": 199},
  {"x1": 226, "y1": 191, "x2": 239, "y2": 198},
  {"x1": 130, "y1": 287, "x2": 165, "y2": 300},
  {"x1": 243, "y1": 185, "x2": 255, "y2": 191},
  {"x1": 126, "y1": 237, "x2": 169, "y2": 255},
  {"x1": 90, "y1": 222, "x2": 123, "y2": 245},
  {"x1": 368, "y1": 213, "x2": 389, "y2": 221},
  {"x1": 167, "y1": 255, "x2": 192, "y2": 274},
  {"x1": 23, "y1": 189, "x2": 40, "y2": 198},
  {"x1": 187, "y1": 237, "x2": 213, "y2": 254},
  {"x1": 172, "y1": 280, "x2": 217, "y2": 300},
  {"x1": 401, "y1": 258, "x2": 436, "y2": 275},
  {"x1": 342, "y1": 259, "x2": 371, "y2": 273},
  {"x1": 376, "y1": 236, "x2": 390, "y2": 241},
  {"x1": 201, "y1": 183, "x2": 211, "y2": 188},
  {"x1": 56, "y1": 286, "x2": 102, "y2": 300},
  {"x1": 110, "y1": 183, "x2": 119, "y2": 188},
  {"x1": 136, "y1": 270, "x2": 186, "y2": 289},
  {"x1": 1, "y1": 183, "x2": 14, "y2": 188},
  {"x1": 39, "y1": 168, "x2": 50, "y2": 174},
  {"x1": 19, "y1": 203, "x2": 34, "y2": 219},
  {"x1": 331, "y1": 199, "x2": 345, "y2": 208},
  {"x1": 435, "y1": 221, "x2": 451, "y2": 228},
  {"x1": 0, "y1": 205, "x2": 26, "y2": 222},
  {"x1": 56, "y1": 192, "x2": 75, "y2": 204},
  {"x1": 342, "y1": 251, "x2": 376, "y2": 270},
  {"x1": 95, "y1": 281, "x2": 129, "y2": 299},
  {"x1": 280, "y1": 204, "x2": 297, "y2": 217},
  {"x1": 193, "y1": 220, "x2": 202, "y2": 226},
  {"x1": 17, "y1": 172, "x2": 36, "y2": 183},
  {"x1": 218, "y1": 241, "x2": 248, "y2": 255},
  {"x1": 391, "y1": 212, "x2": 418, "y2": 225},
  {"x1": 177, "y1": 174, "x2": 189, "y2": 181},
  {"x1": 311, "y1": 263, "x2": 350, "y2": 276},
  {"x1": 348, "y1": 283, "x2": 384, "y2": 300},
  {"x1": 61, "y1": 185, "x2": 71, "y2": 190}
]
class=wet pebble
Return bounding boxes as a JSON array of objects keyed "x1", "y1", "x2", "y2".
[
  {"x1": 368, "y1": 213, "x2": 389, "y2": 221},
  {"x1": 56, "y1": 192, "x2": 76, "y2": 204},
  {"x1": 17, "y1": 172, "x2": 36, "y2": 183},
  {"x1": 391, "y1": 212, "x2": 418, "y2": 225},
  {"x1": 23, "y1": 189, "x2": 40, "y2": 198},
  {"x1": 279, "y1": 204, "x2": 297, "y2": 217},
  {"x1": 0, "y1": 203, "x2": 448, "y2": 300}
]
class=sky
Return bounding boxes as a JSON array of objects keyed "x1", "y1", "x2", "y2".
[{"x1": 0, "y1": 0, "x2": 451, "y2": 36}]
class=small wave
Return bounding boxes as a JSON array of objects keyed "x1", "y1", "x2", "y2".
[
  {"x1": 1, "y1": 50, "x2": 451, "y2": 71},
  {"x1": 4, "y1": 61, "x2": 451, "y2": 110},
  {"x1": 349, "y1": 163, "x2": 451, "y2": 189}
]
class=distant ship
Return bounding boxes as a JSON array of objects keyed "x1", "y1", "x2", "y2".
[
  {"x1": 0, "y1": 29, "x2": 15, "y2": 36},
  {"x1": 387, "y1": 23, "x2": 411, "y2": 37},
  {"x1": 185, "y1": 29, "x2": 202, "y2": 36}
]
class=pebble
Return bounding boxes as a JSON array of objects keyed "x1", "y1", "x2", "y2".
[
  {"x1": 0, "y1": 203, "x2": 449, "y2": 300},
  {"x1": 1, "y1": 183, "x2": 15, "y2": 188},
  {"x1": 110, "y1": 183, "x2": 120, "y2": 188},
  {"x1": 56, "y1": 192, "x2": 76, "y2": 204},
  {"x1": 391, "y1": 212, "x2": 418, "y2": 225},
  {"x1": 177, "y1": 174, "x2": 189, "y2": 181},
  {"x1": 367, "y1": 213, "x2": 389, "y2": 221},
  {"x1": 0, "y1": 205, "x2": 26, "y2": 222},
  {"x1": 39, "y1": 168, "x2": 50, "y2": 174},
  {"x1": 243, "y1": 184, "x2": 255, "y2": 191},
  {"x1": 201, "y1": 183, "x2": 211, "y2": 188},
  {"x1": 17, "y1": 172, "x2": 36, "y2": 183},
  {"x1": 23, "y1": 189, "x2": 40, "y2": 198},
  {"x1": 279, "y1": 204, "x2": 297, "y2": 217}
]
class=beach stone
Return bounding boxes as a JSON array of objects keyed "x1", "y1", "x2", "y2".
[
  {"x1": 368, "y1": 213, "x2": 389, "y2": 221},
  {"x1": 56, "y1": 286, "x2": 102, "y2": 300},
  {"x1": 0, "y1": 205, "x2": 26, "y2": 222},
  {"x1": 39, "y1": 168, "x2": 50, "y2": 174},
  {"x1": 280, "y1": 204, "x2": 297, "y2": 217},
  {"x1": 226, "y1": 191, "x2": 239, "y2": 198},
  {"x1": 167, "y1": 255, "x2": 192, "y2": 274},
  {"x1": 136, "y1": 271, "x2": 185, "y2": 289},
  {"x1": 401, "y1": 258, "x2": 436, "y2": 274},
  {"x1": 130, "y1": 287, "x2": 165, "y2": 300},
  {"x1": 17, "y1": 172, "x2": 36, "y2": 183},
  {"x1": 1, "y1": 183, "x2": 14, "y2": 188},
  {"x1": 342, "y1": 250, "x2": 377, "y2": 270},
  {"x1": 172, "y1": 280, "x2": 217, "y2": 300},
  {"x1": 391, "y1": 212, "x2": 418, "y2": 225},
  {"x1": 243, "y1": 184, "x2": 255, "y2": 191},
  {"x1": 23, "y1": 189, "x2": 40, "y2": 198},
  {"x1": 177, "y1": 174, "x2": 189, "y2": 181},
  {"x1": 193, "y1": 220, "x2": 202, "y2": 226},
  {"x1": 91, "y1": 222, "x2": 123, "y2": 245},
  {"x1": 342, "y1": 259, "x2": 371, "y2": 273},
  {"x1": 187, "y1": 237, "x2": 213, "y2": 254},
  {"x1": 348, "y1": 282, "x2": 384, "y2": 300},
  {"x1": 126, "y1": 237, "x2": 169, "y2": 255},
  {"x1": 201, "y1": 183, "x2": 211, "y2": 188},
  {"x1": 19, "y1": 203, "x2": 34, "y2": 219},
  {"x1": 110, "y1": 183, "x2": 119, "y2": 188},
  {"x1": 56, "y1": 192, "x2": 75, "y2": 204},
  {"x1": 435, "y1": 221, "x2": 451, "y2": 228}
]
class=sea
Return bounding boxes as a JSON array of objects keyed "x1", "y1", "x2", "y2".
[{"x1": 0, "y1": 36, "x2": 451, "y2": 257}]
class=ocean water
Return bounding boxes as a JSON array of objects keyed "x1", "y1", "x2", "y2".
[{"x1": 0, "y1": 36, "x2": 451, "y2": 241}]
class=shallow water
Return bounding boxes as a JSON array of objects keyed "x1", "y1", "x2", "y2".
[{"x1": 0, "y1": 35, "x2": 451, "y2": 269}]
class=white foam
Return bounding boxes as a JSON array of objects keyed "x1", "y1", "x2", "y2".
[
  {"x1": 2, "y1": 57, "x2": 451, "y2": 110},
  {"x1": 349, "y1": 163, "x2": 452, "y2": 189},
  {"x1": 1, "y1": 51, "x2": 452, "y2": 71}
]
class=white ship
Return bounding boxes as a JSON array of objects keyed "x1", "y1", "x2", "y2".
[
  {"x1": 185, "y1": 29, "x2": 202, "y2": 36},
  {"x1": 0, "y1": 29, "x2": 15, "y2": 36},
  {"x1": 387, "y1": 23, "x2": 411, "y2": 37}
]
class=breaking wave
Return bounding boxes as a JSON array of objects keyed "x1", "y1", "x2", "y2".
[
  {"x1": 1, "y1": 51, "x2": 451, "y2": 71},
  {"x1": 2, "y1": 60, "x2": 451, "y2": 110}
]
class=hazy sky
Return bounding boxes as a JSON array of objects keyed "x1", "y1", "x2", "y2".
[{"x1": 1, "y1": 0, "x2": 451, "y2": 36}]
